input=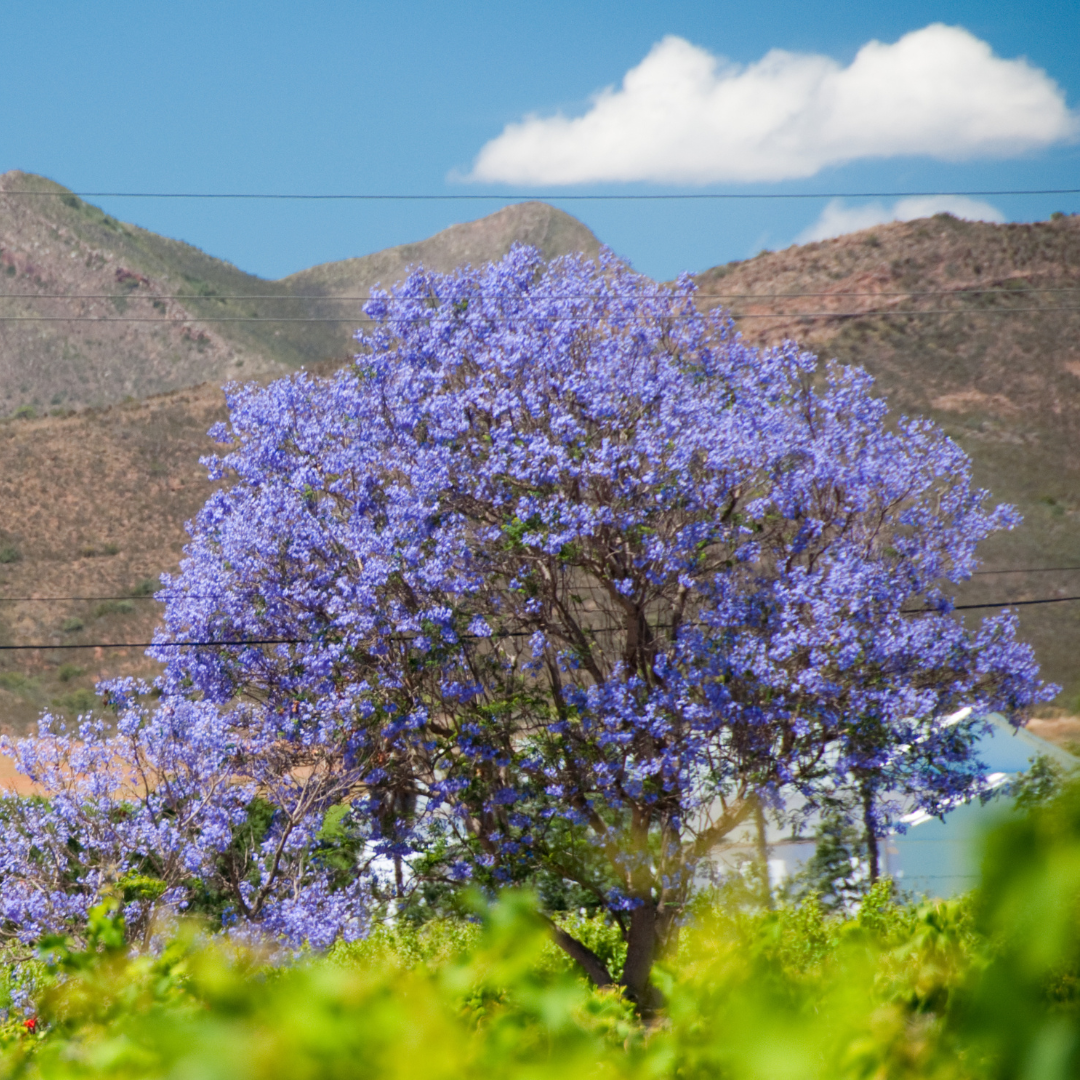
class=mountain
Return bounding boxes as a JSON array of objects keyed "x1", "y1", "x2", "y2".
[
  {"x1": 693, "y1": 211, "x2": 1080, "y2": 721},
  {"x1": 0, "y1": 182, "x2": 1077, "y2": 741},
  {"x1": 0, "y1": 381, "x2": 226, "y2": 733},
  {"x1": 0, "y1": 177, "x2": 601, "y2": 733},
  {"x1": 0, "y1": 171, "x2": 600, "y2": 414}
]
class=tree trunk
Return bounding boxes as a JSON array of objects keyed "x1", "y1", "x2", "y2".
[
  {"x1": 620, "y1": 901, "x2": 663, "y2": 1014},
  {"x1": 754, "y1": 800, "x2": 773, "y2": 909},
  {"x1": 862, "y1": 786, "x2": 880, "y2": 884}
]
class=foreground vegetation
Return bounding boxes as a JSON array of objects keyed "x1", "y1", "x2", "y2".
[{"x1": 0, "y1": 778, "x2": 1074, "y2": 1080}]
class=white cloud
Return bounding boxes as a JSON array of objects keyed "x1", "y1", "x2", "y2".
[
  {"x1": 797, "y1": 195, "x2": 1006, "y2": 243},
  {"x1": 468, "y1": 25, "x2": 1077, "y2": 185}
]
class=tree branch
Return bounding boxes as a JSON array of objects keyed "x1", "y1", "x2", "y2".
[{"x1": 539, "y1": 914, "x2": 615, "y2": 988}]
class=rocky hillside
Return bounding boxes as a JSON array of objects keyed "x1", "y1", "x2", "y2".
[
  {"x1": 694, "y1": 212, "x2": 1080, "y2": 718},
  {"x1": 0, "y1": 180, "x2": 600, "y2": 733},
  {"x1": 0, "y1": 188, "x2": 1077, "y2": 739},
  {"x1": 0, "y1": 383, "x2": 225, "y2": 732},
  {"x1": 0, "y1": 171, "x2": 599, "y2": 414}
]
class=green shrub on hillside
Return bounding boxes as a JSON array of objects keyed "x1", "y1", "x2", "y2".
[
  {"x1": 79, "y1": 544, "x2": 120, "y2": 559},
  {"x1": 0, "y1": 672, "x2": 36, "y2": 696},
  {"x1": 92, "y1": 600, "x2": 134, "y2": 618},
  {"x1": 50, "y1": 688, "x2": 98, "y2": 715}
]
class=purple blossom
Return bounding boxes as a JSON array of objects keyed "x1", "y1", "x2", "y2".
[{"x1": 0, "y1": 247, "x2": 1051, "y2": 999}]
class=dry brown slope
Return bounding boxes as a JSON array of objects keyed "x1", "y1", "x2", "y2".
[
  {"x1": 0, "y1": 382, "x2": 227, "y2": 733},
  {"x1": 282, "y1": 201, "x2": 600, "y2": 294},
  {"x1": 0, "y1": 171, "x2": 277, "y2": 412},
  {"x1": 695, "y1": 212, "x2": 1080, "y2": 711},
  {"x1": 4, "y1": 208, "x2": 1077, "y2": 736}
]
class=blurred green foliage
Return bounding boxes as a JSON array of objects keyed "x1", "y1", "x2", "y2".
[{"x1": 0, "y1": 780, "x2": 1079, "y2": 1078}]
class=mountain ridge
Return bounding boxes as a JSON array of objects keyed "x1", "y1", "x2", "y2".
[
  {"x1": 693, "y1": 211, "x2": 1080, "y2": 716},
  {"x1": 0, "y1": 171, "x2": 600, "y2": 413},
  {"x1": 0, "y1": 179, "x2": 1077, "y2": 734}
]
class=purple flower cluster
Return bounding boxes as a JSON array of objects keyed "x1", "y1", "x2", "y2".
[
  {"x1": 0, "y1": 247, "x2": 1050, "y2": 982},
  {"x1": 0, "y1": 682, "x2": 371, "y2": 949}
]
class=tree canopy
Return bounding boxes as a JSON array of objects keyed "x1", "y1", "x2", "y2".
[{"x1": 0, "y1": 247, "x2": 1050, "y2": 1004}]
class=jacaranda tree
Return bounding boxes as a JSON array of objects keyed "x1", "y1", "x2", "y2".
[{"x1": 0, "y1": 246, "x2": 1050, "y2": 1005}]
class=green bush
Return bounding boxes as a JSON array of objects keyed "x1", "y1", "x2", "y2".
[
  {"x1": 962, "y1": 779, "x2": 1080, "y2": 1078},
  {"x1": 93, "y1": 600, "x2": 133, "y2": 619},
  {"x1": 0, "y1": 545, "x2": 20, "y2": 564},
  {"x1": 50, "y1": 688, "x2": 98, "y2": 715},
  {"x1": 60, "y1": 617, "x2": 84, "y2": 633},
  {"x1": 0, "y1": 885, "x2": 986, "y2": 1080},
  {"x1": 56, "y1": 663, "x2": 85, "y2": 683},
  {"x1": 5, "y1": 784, "x2": 1080, "y2": 1078},
  {"x1": 79, "y1": 544, "x2": 120, "y2": 559},
  {"x1": 0, "y1": 671, "x2": 35, "y2": 695}
]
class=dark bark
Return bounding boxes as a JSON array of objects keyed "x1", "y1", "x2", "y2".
[
  {"x1": 543, "y1": 917, "x2": 615, "y2": 988},
  {"x1": 620, "y1": 901, "x2": 660, "y2": 1012},
  {"x1": 754, "y1": 800, "x2": 774, "y2": 909},
  {"x1": 862, "y1": 785, "x2": 880, "y2": 884}
]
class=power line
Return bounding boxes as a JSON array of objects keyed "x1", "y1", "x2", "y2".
[
  {"x1": 972, "y1": 566, "x2": 1080, "y2": 576},
  {"x1": 3, "y1": 188, "x2": 1079, "y2": 201},
  {"x1": 1, "y1": 307, "x2": 1079, "y2": 325},
  {"x1": 705, "y1": 308, "x2": 1076, "y2": 320},
  {"x1": 0, "y1": 638, "x2": 301, "y2": 651},
  {"x1": 4, "y1": 594, "x2": 1080, "y2": 651},
  {"x1": 3, "y1": 287, "x2": 1080, "y2": 301},
  {"x1": 696, "y1": 287, "x2": 1080, "y2": 300},
  {"x1": 0, "y1": 596, "x2": 169, "y2": 602},
  {"x1": 945, "y1": 595, "x2": 1080, "y2": 611},
  {"x1": 4, "y1": 567, "x2": 1080, "y2": 603}
]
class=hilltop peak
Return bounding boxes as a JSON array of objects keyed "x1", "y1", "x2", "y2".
[
  {"x1": 0, "y1": 175, "x2": 601, "y2": 413},
  {"x1": 281, "y1": 200, "x2": 599, "y2": 294}
]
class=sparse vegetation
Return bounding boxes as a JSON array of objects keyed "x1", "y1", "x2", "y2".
[
  {"x1": 50, "y1": 687, "x2": 98, "y2": 714},
  {"x1": 79, "y1": 543, "x2": 120, "y2": 558},
  {"x1": 92, "y1": 600, "x2": 133, "y2": 618},
  {"x1": 0, "y1": 671, "x2": 35, "y2": 695}
]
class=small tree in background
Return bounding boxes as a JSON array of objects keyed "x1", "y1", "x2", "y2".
[
  {"x1": 0, "y1": 247, "x2": 1050, "y2": 1007},
  {"x1": 0, "y1": 687, "x2": 373, "y2": 950}
]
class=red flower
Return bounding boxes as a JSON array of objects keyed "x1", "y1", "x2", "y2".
[{"x1": 22, "y1": 1017, "x2": 37, "y2": 1034}]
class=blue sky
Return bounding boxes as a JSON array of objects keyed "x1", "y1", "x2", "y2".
[{"x1": 1, "y1": 0, "x2": 1077, "y2": 281}]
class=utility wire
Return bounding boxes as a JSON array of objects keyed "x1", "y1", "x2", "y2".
[
  {"x1": 973, "y1": 566, "x2": 1080, "y2": 576},
  {"x1": 3, "y1": 287, "x2": 1080, "y2": 301},
  {"x1": 950, "y1": 595, "x2": 1080, "y2": 611},
  {"x1": 0, "y1": 596, "x2": 180, "y2": 602},
  {"x1": 3, "y1": 188, "x2": 1079, "y2": 201},
  {"x1": 5, "y1": 595, "x2": 1080, "y2": 650},
  {"x1": 1, "y1": 308, "x2": 1078, "y2": 324},
  {"x1": 4, "y1": 567, "x2": 1080, "y2": 602},
  {"x1": 0, "y1": 638, "x2": 302, "y2": 651}
]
